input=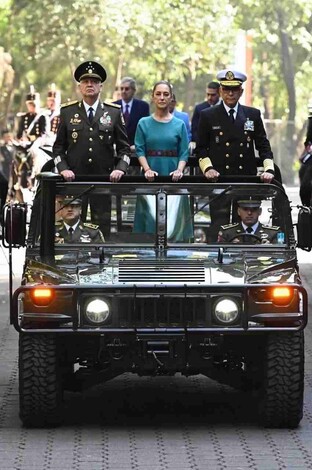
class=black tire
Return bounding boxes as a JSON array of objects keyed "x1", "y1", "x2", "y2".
[
  {"x1": 259, "y1": 331, "x2": 304, "y2": 428},
  {"x1": 19, "y1": 334, "x2": 63, "y2": 427}
]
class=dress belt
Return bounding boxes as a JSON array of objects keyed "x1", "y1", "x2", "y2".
[{"x1": 147, "y1": 150, "x2": 178, "y2": 157}]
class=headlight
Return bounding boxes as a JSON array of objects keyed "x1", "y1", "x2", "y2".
[
  {"x1": 213, "y1": 298, "x2": 239, "y2": 324},
  {"x1": 85, "y1": 298, "x2": 110, "y2": 324}
]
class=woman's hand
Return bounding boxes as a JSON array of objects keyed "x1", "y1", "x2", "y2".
[
  {"x1": 170, "y1": 169, "x2": 183, "y2": 182},
  {"x1": 144, "y1": 169, "x2": 158, "y2": 181}
]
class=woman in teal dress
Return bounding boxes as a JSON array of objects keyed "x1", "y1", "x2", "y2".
[{"x1": 133, "y1": 80, "x2": 193, "y2": 242}]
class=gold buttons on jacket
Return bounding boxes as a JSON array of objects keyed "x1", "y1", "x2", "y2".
[
  {"x1": 89, "y1": 137, "x2": 93, "y2": 141},
  {"x1": 226, "y1": 154, "x2": 229, "y2": 158},
  {"x1": 240, "y1": 143, "x2": 243, "y2": 146},
  {"x1": 226, "y1": 142, "x2": 230, "y2": 146},
  {"x1": 89, "y1": 148, "x2": 93, "y2": 152},
  {"x1": 88, "y1": 158, "x2": 92, "y2": 163},
  {"x1": 89, "y1": 127, "x2": 93, "y2": 131},
  {"x1": 239, "y1": 166, "x2": 243, "y2": 169},
  {"x1": 226, "y1": 165, "x2": 230, "y2": 169},
  {"x1": 239, "y1": 154, "x2": 243, "y2": 158}
]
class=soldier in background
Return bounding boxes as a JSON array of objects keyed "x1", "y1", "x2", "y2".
[
  {"x1": 299, "y1": 111, "x2": 312, "y2": 206},
  {"x1": 16, "y1": 86, "x2": 46, "y2": 143}
]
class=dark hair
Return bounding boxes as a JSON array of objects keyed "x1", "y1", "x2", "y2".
[
  {"x1": 207, "y1": 81, "x2": 220, "y2": 89},
  {"x1": 152, "y1": 80, "x2": 173, "y2": 96}
]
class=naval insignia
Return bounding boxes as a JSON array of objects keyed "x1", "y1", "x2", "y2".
[
  {"x1": 244, "y1": 118, "x2": 254, "y2": 131},
  {"x1": 72, "y1": 132, "x2": 78, "y2": 139},
  {"x1": 225, "y1": 70, "x2": 234, "y2": 80},
  {"x1": 100, "y1": 112, "x2": 112, "y2": 125}
]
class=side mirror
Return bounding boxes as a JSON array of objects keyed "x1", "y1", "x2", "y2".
[
  {"x1": 2, "y1": 203, "x2": 27, "y2": 248},
  {"x1": 297, "y1": 206, "x2": 312, "y2": 251}
]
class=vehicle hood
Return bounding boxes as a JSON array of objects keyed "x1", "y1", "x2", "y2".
[{"x1": 23, "y1": 249, "x2": 298, "y2": 286}]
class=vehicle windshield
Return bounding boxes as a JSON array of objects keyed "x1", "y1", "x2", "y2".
[{"x1": 31, "y1": 178, "x2": 293, "y2": 248}]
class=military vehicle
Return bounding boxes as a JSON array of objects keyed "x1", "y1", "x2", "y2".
[{"x1": 2, "y1": 174, "x2": 309, "y2": 427}]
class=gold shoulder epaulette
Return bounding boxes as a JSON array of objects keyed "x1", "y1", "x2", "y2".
[
  {"x1": 104, "y1": 101, "x2": 121, "y2": 109},
  {"x1": 84, "y1": 222, "x2": 99, "y2": 229},
  {"x1": 221, "y1": 223, "x2": 239, "y2": 230},
  {"x1": 265, "y1": 225, "x2": 280, "y2": 231},
  {"x1": 61, "y1": 100, "x2": 79, "y2": 108}
]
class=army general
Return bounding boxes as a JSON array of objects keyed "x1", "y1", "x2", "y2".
[{"x1": 53, "y1": 61, "x2": 131, "y2": 235}]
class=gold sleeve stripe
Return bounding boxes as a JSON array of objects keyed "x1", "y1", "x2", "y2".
[
  {"x1": 263, "y1": 159, "x2": 275, "y2": 172},
  {"x1": 199, "y1": 157, "x2": 213, "y2": 174}
]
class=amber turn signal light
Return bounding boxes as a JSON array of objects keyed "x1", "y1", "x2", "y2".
[
  {"x1": 30, "y1": 288, "x2": 54, "y2": 306},
  {"x1": 271, "y1": 287, "x2": 293, "y2": 305}
]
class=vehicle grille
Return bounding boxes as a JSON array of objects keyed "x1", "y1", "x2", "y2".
[
  {"x1": 118, "y1": 259, "x2": 206, "y2": 283},
  {"x1": 118, "y1": 295, "x2": 207, "y2": 327}
]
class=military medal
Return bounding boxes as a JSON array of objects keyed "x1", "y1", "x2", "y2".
[
  {"x1": 244, "y1": 118, "x2": 254, "y2": 131},
  {"x1": 100, "y1": 112, "x2": 112, "y2": 125}
]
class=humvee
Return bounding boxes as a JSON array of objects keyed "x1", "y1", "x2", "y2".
[{"x1": 2, "y1": 173, "x2": 309, "y2": 427}]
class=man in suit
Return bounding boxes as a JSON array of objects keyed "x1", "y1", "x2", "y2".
[
  {"x1": 55, "y1": 197, "x2": 105, "y2": 243},
  {"x1": 196, "y1": 69, "x2": 275, "y2": 182},
  {"x1": 217, "y1": 198, "x2": 279, "y2": 243},
  {"x1": 53, "y1": 61, "x2": 131, "y2": 236},
  {"x1": 191, "y1": 81, "x2": 221, "y2": 143},
  {"x1": 114, "y1": 77, "x2": 150, "y2": 149},
  {"x1": 169, "y1": 93, "x2": 191, "y2": 142}
]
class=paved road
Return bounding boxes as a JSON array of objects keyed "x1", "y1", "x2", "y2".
[{"x1": 0, "y1": 186, "x2": 311, "y2": 470}]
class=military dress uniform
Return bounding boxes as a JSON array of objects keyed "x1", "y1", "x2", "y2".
[
  {"x1": 196, "y1": 102, "x2": 274, "y2": 176},
  {"x1": 55, "y1": 220, "x2": 105, "y2": 244},
  {"x1": 217, "y1": 222, "x2": 279, "y2": 243},
  {"x1": 16, "y1": 89, "x2": 46, "y2": 142}
]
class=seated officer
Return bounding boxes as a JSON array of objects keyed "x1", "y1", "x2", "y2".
[
  {"x1": 55, "y1": 197, "x2": 105, "y2": 243},
  {"x1": 217, "y1": 197, "x2": 279, "y2": 243}
]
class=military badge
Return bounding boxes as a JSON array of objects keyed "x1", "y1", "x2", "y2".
[
  {"x1": 215, "y1": 136, "x2": 220, "y2": 143},
  {"x1": 225, "y1": 71, "x2": 234, "y2": 80},
  {"x1": 212, "y1": 126, "x2": 221, "y2": 130},
  {"x1": 72, "y1": 132, "x2": 78, "y2": 139},
  {"x1": 70, "y1": 117, "x2": 82, "y2": 124},
  {"x1": 100, "y1": 112, "x2": 112, "y2": 125},
  {"x1": 244, "y1": 119, "x2": 254, "y2": 131}
]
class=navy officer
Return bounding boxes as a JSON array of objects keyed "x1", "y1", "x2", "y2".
[{"x1": 196, "y1": 69, "x2": 275, "y2": 182}]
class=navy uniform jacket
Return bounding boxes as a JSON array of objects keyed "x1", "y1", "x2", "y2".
[
  {"x1": 53, "y1": 101, "x2": 131, "y2": 174},
  {"x1": 115, "y1": 98, "x2": 150, "y2": 145},
  {"x1": 191, "y1": 101, "x2": 210, "y2": 142},
  {"x1": 217, "y1": 222, "x2": 279, "y2": 243},
  {"x1": 55, "y1": 221, "x2": 105, "y2": 243},
  {"x1": 16, "y1": 113, "x2": 46, "y2": 141},
  {"x1": 196, "y1": 103, "x2": 274, "y2": 175}
]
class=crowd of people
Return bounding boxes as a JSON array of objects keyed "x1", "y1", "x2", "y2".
[{"x1": 1, "y1": 59, "x2": 311, "y2": 242}]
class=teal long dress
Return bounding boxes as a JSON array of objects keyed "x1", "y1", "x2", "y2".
[{"x1": 133, "y1": 116, "x2": 193, "y2": 241}]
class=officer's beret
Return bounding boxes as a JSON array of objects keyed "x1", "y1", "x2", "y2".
[
  {"x1": 237, "y1": 197, "x2": 261, "y2": 208},
  {"x1": 63, "y1": 197, "x2": 82, "y2": 206},
  {"x1": 217, "y1": 69, "x2": 247, "y2": 87},
  {"x1": 74, "y1": 61, "x2": 107, "y2": 83}
]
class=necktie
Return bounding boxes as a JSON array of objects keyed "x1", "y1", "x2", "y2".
[
  {"x1": 68, "y1": 227, "x2": 74, "y2": 240},
  {"x1": 229, "y1": 108, "x2": 235, "y2": 123},
  {"x1": 88, "y1": 107, "x2": 94, "y2": 124},
  {"x1": 246, "y1": 227, "x2": 253, "y2": 234},
  {"x1": 124, "y1": 104, "x2": 130, "y2": 124}
]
